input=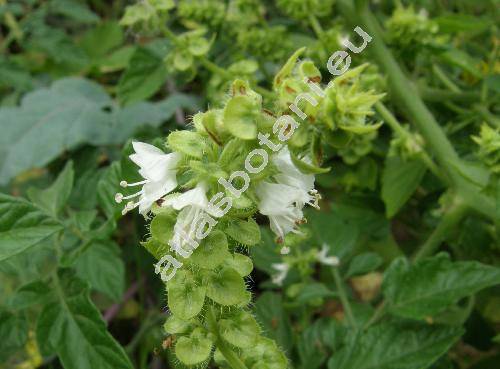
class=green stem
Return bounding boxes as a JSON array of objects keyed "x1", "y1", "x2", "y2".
[
  {"x1": 332, "y1": 268, "x2": 356, "y2": 327},
  {"x1": 418, "y1": 86, "x2": 480, "y2": 103},
  {"x1": 375, "y1": 102, "x2": 445, "y2": 182},
  {"x1": 308, "y1": 14, "x2": 325, "y2": 38},
  {"x1": 412, "y1": 201, "x2": 468, "y2": 261},
  {"x1": 206, "y1": 306, "x2": 248, "y2": 369},
  {"x1": 474, "y1": 105, "x2": 500, "y2": 129},
  {"x1": 363, "y1": 301, "x2": 386, "y2": 330},
  {"x1": 337, "y1": 0, "x2": 497, "y2": 220},
  {"x1": 432, "y1": 64, "x2": 461, "y2": 92}
]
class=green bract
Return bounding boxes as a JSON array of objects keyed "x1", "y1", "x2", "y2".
[
  {"x1": 206, "y1": 267, "x2": 248, "y2": 306},
  {"x1": 175, "y1": 327, "x2": 214, "y2": 365},
  {"x1": 167, "y1": 270, "x2": 207, "y2": 320}
]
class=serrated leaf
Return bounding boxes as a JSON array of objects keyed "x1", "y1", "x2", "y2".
[
  {"x1": 0, "y1": 194, "x2": 62, "y2": 262},
  {"x1": 74, "y1": 241, "x2": 125, "y2": 301},
  {"x1": 328, "y1": 321, "x2": 463, "y2": 369},
  {"x1": 381, "y1": 156, "x2": 426, "y2": 218},
  {"x1": 36, "y1": 273, "x2": 133, "y2": 369},
  {"x1": 383, "y1": 253, "x2": 500, "y2": 320},
  {"x1": 0, "y1": 78, "x2": 198, "y2": 184},
  {"x1": 27, "y1": 161, "x2": 74, "y2": 218}
]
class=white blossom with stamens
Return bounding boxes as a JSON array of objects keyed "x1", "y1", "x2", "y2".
[
  {"x1": 271, "y1": 263, "x2": 290, "y2": 286},
  {"x1": 162, "y1": 183, "x2": 220, "y2": 258},
  {"x1": 256, "y1": 147, "x2": 320, "y2": 241},
  {"x1": 115, "y1": 142, "x2": 180, "y2": 216},
  {"x1": 317, "y1": 244, "x2": 340, "y2": 266}
]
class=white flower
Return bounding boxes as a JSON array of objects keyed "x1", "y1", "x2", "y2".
[
  {"x1": 271, "y1": 263, "x2": 289, "y2": 286},
  {"x1": 271, "y1": 147, "x2": 319, "y2": 208},
  {"x1": 162, "y1": 183, "x2": 220, "y2": 258},
  {"x1": 256, "y1": 182, "x2": 306, "y2": 241},
  {"x1": 317, "y1": 244, "x2": 339, "y2": 266},
  {"x1": 115, "y1": 141, "x2": 180, "y2": 215},
  {"x1": 256, "y1": 147, "x2": 320, "y2": 241}
]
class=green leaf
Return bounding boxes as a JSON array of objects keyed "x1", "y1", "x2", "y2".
[
  {"x1": 307, "y1": 209, "x2": 359, "y2": 259},
  {"x1": 74, "y1": 241, "x2": 125, "y2": 301},
  {"x1": 206, "y1": 267, "x2": 248, "y2": 306},
  {"x1": 328, "y1": 321, "x2": 463, "y2": 369},
  {"x1": 97, "y1": 162, "x2": 122, "y2": 220},
  {"x1": 295, "y1": 283, "x2": 337, "y2": 303},
  {"x1": 36, "y1": 273, "x2": 133, "y2": 369},
  {"x1": 297, "y1": 321, "x2": 328, "y2": 369},
  {"x1": 219, "y1": 311, "x2": 260, "y2": 348},
  {"x1": 383, "y1": 253, "x2": 500, "y2": 320},
  {"x1": 117, "y1": 47, "x2": 168, "y2": 105},
  {"x1": 0, "y1": 78, "x2": 108, "y2": 184},
  {"x1": 27, "y1": 161, "x2": 74, "y2": 218},
  {"x1": 0, "y1": 194, "x2": 62, "y2": 262},
  {"x1": 0, "y1": 77, "x2": 198, "y2": 184},
  {"x1": 7, "y1": 280, "x2": 52, "y2": 310},
  {"x1": 80, "y1": 22, "x2": 124, "y2": 59},
  {"x1": 168, "y1": 270, "x2": 206, "y2": 320},
  {"x1": 225, "y1": 218, "x2": 261, "y2": 246},
  {"x1": 50, "y1": 0, "x2": 99, "y2": 24},
  {"x1": 0, "y1": 309, "x2": 28, "y2": 361},
  {"x1": 381, "y1": 156, "x2": 426, "y2": 218},
  {"x1": 345, "y1": 252, "x2": 383, "y2": 278},
  {"x1": 439, "y1": 49, "x2": 482, "y2": 78},
  {"x1": 175, "y1": 327, "x2": 213, "y2": 366},
  {"x1": 254, "y1": 292, "x2": 293, "y2": 352}
]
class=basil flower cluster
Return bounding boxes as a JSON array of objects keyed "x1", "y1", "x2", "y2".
[
  {"x1": 115, "y1": 74, "x2": 327, "y2": 367},
  {"x1": 473, "y1": 124, "x2": 500, "y2": 175}
]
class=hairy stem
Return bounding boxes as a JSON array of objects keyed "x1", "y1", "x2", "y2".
[{"x1": 207, "y1": 306, "x2": 248, "y2": 369}]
